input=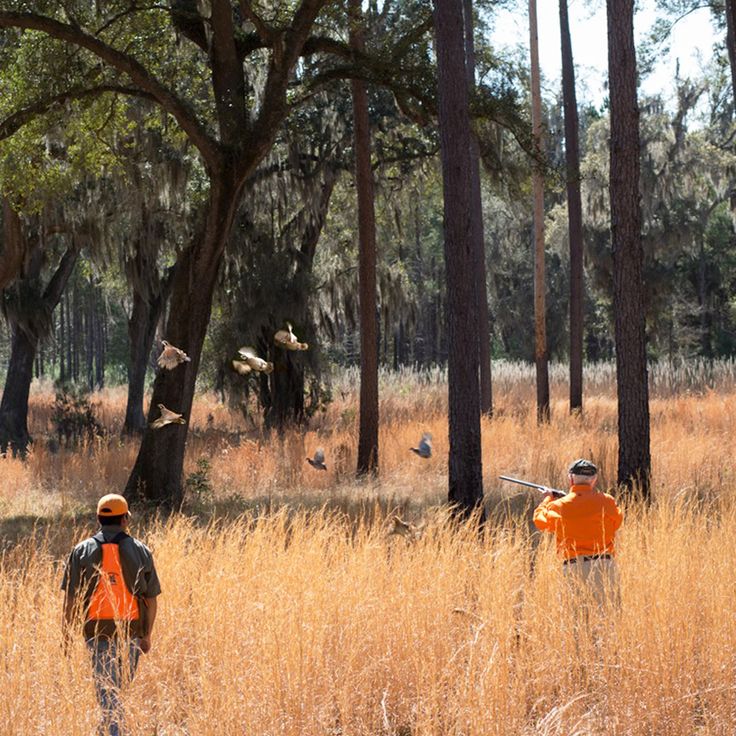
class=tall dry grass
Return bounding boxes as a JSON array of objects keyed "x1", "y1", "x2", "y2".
[
  {"x1": 1, "y1": 364, "x2": 736, "y2": 733},
  {"x1": 2, "y1": 504, "x2": 736, "y2": 734},
  {"x1": 2, "y1": 362, "x2": 734, "y2": 519}
]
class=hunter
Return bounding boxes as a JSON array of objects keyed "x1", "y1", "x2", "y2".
[
  {"x1": 533, "y1": 459, "x2": 623, "y2": 601},
  {"x1": 62, "y1": 493, "x2": 161, "y2": 736}
]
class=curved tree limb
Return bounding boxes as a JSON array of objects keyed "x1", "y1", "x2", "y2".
[
  {"x1": 0, "y1": 11, "x2": 220, "y2": 166},
  {"x1": 0, "y1": 84, "x2": 157, "y2": 142}
]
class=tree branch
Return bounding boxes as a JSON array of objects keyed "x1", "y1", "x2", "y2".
[
  {"x1": 0, "y1": 11, "x2": 220, "y2": 166},
  {"x1": 0, "y1": 84, "x2": 157, "y2": 142},
  {"x1": 210, "y1": 0, "x2": 247, "y2": 144},
  {"x1": 42, "y1": 242, "x2": 80, "y2": 309},
  {"x1": 238, "y1": 0, "x2": 272, "y2": 43}
]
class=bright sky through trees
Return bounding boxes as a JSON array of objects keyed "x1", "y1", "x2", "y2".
[{"x1": 490, "y1": 0, "x2": 720, "y2": 108}]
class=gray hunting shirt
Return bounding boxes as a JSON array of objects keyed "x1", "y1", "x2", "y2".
[{"x1": 61, "y1": 525, "x2": 161, "y2": 637}]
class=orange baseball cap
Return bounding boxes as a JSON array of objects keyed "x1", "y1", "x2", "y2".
[{"x1": 96, "y1": 493, "x2": 130, "y2": 517}]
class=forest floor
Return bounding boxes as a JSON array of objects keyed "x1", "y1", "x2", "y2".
[{"x1": 1, "y1": 361, "x2": 735, "y2": 734}]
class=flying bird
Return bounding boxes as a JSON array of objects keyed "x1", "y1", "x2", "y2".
[
  {"x1": 149, "y1": 404, "x2": 187, "y2": 429},
  {"x1": 410, "y1": 433, "x2": 432, "y2": 459},
  {"x1": 157, "y1": 340, "x2": 190, "y2": 370},
  {"x1": 274, "y1": 322, "x2": 308, "y2": 351},
  {"x1": 232, "y1": 347, "x2": 273, "y2": 375},
  {"x1": 307, "y1": 448, "x2": 327, "y2": 471},
  {"x1": 388, "y1": 514, "x2": 424, "y2": 542}
]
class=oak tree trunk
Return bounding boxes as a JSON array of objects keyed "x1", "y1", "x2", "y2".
[
  {"x1": 0, "y1": 217, "x2": 79, "y2": 455},
  {"x1": 433, "y1": 0, "x2": 484, "y2": 516},
  {"x1": 125, "y1": 176, "x2": 242, "y2": 507},
  {"x1": 0, "y1": 326, "x2": 37, "y2": 457},
  {"x1": 123, "y1": 263, "x2": 175, "y2": 436},
  {"x1": 607, "y1": 0, "x2": 652, "y2": 498}
]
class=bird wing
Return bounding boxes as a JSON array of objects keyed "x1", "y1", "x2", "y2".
[
  {"x1": 238, "y1": 346, "x2": 258, "y2": 359},
  {"x1": 159, "y1": 405, "x2": 181, "y2": 422},
  {"x1": 157, "y1": 342, "x2": 190, "y2": 369},
  {"x1": 232, "y1": 359, "x2": 252, "y2": 375},
  {"x1": 274, "y1": 329, "x2": 294, "y2": 346},
  {"x1": 156, "y1": 345, "x2": 176, "y2": 370}
]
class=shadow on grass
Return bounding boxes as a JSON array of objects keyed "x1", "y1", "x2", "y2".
[{"x1": 0, "y1": 486, "x2": 539, "y2": 564}]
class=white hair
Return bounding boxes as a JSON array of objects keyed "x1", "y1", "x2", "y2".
[{"x1": 570, "y1": 473, "x2": 597, "y2": 486}]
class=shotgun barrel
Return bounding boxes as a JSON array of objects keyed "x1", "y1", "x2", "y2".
[{"x1": 498, "y1": 475, "x2": 566, "y2": 498}]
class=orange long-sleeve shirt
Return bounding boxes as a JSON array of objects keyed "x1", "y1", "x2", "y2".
[{"x1": 533, "y1": 485, "x2": 623, "y2": 561}]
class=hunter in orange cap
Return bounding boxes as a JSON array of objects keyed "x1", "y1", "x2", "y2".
[
  {"x1": 533, "y1": 459, "x2": 623, "y2": 602},
  {"x1": 96, "y1": 493, "x2": 130, "y2": 517},
  {"x1": 62, "y1": 494, "x2": 160, "y2": 736}
]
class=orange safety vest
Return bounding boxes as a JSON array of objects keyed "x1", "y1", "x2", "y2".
[{"x1": 86, "y1": 532, "x2": 140, "y2": 630}]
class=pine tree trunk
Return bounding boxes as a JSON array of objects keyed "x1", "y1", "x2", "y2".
[
  {"x1": 725, "y1": 0, "x2": 736, "y2": 103},
  {"x1": 607, "y1": 0, "x2": 651, "y2": 498},
  {"x1": 350, "y1": 0, "x2": 379, "y2": 476},
  {"x1": 530, "y1": 0, "x2": 550, "y2": 423},
  {"x1": 125, "y1": 177, "x2": 241, "y2": 507},
  {"x1": 433, "y1": 0, "x2": 484, "y2": 516},
  {"x1": 463, "y1": 0, "x2": 493, "y2": 417},
  {"x1": 560, "y1": 0, "x2": 584, "y2": 414}
]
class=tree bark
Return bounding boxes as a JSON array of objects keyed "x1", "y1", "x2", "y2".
[
  {"x1": 529, "y1": 0, "x2": 550, "y2": 423},
  {"x1": 123, "y1": 262, "x2": 175, "y2": 436},
  {"x1": 350, "y1": 0, "x2": 379, "y2": 476},
  {"x1": 433, "y1": 0, "x2": 484, "y2": 516},
  {"x1": 125, "y1": 175, "x2": 242, "y2": 507},
  {"x1": 607, "y1": 0, "x2": 651, "y2": 498},
  {"x1": 0, "y1": 219, "x2": 79, "y2": 455},
  {"x1": 559, "y1": 0, "x2": 584, "y2": 414},
  {"x1": 463, "y1": 0, "x2": 492, "y2": 417},
  {"x1": 0, "y1": 326, "x2": 37, "y2": 457},
  {"x1": 725, "y1": 0, "x2": 736, "y2": 104},
  {"x1": 0, "y1": 198, "x2": 26, "y2": 291}
]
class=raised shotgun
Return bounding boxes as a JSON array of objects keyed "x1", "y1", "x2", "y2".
[{"x1": 498, "y1": 475, "x2": 566, "y2": 498}]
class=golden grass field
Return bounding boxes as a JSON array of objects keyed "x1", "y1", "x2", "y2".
[{"x1": 1, "y1": 361, "x2": 735, "y2": 734}]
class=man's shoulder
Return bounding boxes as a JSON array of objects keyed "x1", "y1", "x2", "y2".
[
  {"x1": 121, "y1": 535, "x2": 155, "y2": 559},
  {"x1": 72, "y1": 534, "x2": 101, "y2": 553},
  {"x1": 68, "y1": 534, "x2": 103, "y2": 564}
]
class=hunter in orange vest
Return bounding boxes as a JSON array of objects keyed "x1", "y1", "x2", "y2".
[
  {"x1": 533, "y1": 459, "x2": 623, "y2": 602},
  {"x1": 62, "y1": 494, "x2": 161, "y2": 736}
]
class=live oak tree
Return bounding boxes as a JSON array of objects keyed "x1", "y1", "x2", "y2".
[
  {"x1": 0, "y1": 204, "x2": 80, "y2": 455},
  {"x1": 0, "y1": 1, "x2": 445, "y2": 506}
]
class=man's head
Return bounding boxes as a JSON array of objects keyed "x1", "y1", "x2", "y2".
[
  {"x1": 96, "y1": 493, "x2": 130, "y2": 527},
  {"x1": 568, "y1": 458, "x2": 598, "y2": 488}
]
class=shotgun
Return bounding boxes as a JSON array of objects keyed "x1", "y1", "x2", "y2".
[{"x1": 498, "y1": 475, "x2": 566, "y2": 498}]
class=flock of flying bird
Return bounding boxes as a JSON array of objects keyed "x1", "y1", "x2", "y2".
[{"x1": 150, "y1": 323, "x2": 433, "y2": 472}]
